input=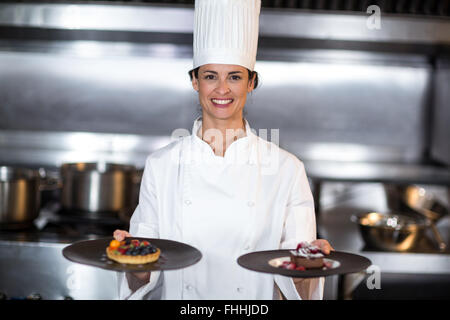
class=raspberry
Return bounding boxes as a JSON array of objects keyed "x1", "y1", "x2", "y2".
[
  {"x1": 286, "y1": 263, "x2": 297, "y2": 270},
  {"x1": 295, "y1": 266, "x2": 306, "y2": 271}
]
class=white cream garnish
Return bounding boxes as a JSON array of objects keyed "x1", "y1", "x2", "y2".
[{"x1": 291, "y1": 244, "x2": 324, "y2": 259}]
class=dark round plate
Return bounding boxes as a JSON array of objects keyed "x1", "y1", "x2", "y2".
[
  {"x1": 237, "y1": 250, "x2": 371, "y2": 278},
  {"x1": 63, "y1": 237, "x2": 202, "y2": 272}
]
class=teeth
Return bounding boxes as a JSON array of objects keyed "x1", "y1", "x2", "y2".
[{"x1": 212, "y1": 99, "x2": 232, "y2": 105}]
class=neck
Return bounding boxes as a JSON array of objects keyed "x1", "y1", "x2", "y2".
[{"x1": 199, "y1": 114, "x2": 247, "y2": 157}]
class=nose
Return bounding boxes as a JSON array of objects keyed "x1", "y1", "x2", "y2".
[{"x1": 215, "y1": 79, "x2": 231, "y2": 95}]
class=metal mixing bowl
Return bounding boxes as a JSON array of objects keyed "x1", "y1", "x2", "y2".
[{"x1": 352, "y1": 212, "x2": 427, "y2": 252}]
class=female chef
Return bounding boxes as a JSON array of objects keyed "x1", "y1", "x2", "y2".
[{"x1": 114, "y1": 0, "x2": 333, "y2": 300}]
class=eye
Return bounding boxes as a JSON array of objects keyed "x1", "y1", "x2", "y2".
[
  {"x1": 204, "y1": 74, "x2": 215, "y2": 80},
  {"x1": 230, "y1": 75, "x2": 242, "y2": 80}
]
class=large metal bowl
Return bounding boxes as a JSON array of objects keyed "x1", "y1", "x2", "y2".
[{"x1": 351, "y1": 212, "x2": 427, "y2": 252}]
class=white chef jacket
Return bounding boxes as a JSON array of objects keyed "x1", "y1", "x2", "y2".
[{"x1": 117, "y1": 117, "x2": 324, "y2": 300}]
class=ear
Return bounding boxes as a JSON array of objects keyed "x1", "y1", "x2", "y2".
[
  {"x1": 247, "y1": 72, "x2": 256, "y2": 93},
  {"x1": 192, "y1": 75, "x2": 199, "y2": 92}
]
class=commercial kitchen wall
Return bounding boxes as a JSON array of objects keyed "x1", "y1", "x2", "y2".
[{"x1": 0, "y1": 40, "x2": 441, "y2": 168}]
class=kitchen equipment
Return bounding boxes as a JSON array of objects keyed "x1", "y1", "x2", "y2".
[
  {"x1": 403, "y1": 185, "x2": 448, "y2": 222},
  {"x1": 63, "y1": 237, "x2": 202, "y2": 272},
  {"x1": 237, "y1": 250, "x2": 371, "y2": 278},
  {"x1": 351, "y1": 212, "x2": 427, "y2": 252},
  {"x1": 60, "y1": 162, "x2": 140, "y2": 219},
  {"x1": 0, "y1": 166, "x2": 58, "y2": 229},
  {"x1": 403, "y1": 185, "x2": 448, "y2": 251}
]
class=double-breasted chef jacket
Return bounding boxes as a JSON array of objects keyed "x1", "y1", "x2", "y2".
[{"x1": 117, "y1": 117, "x2": 324, "y2": 300}]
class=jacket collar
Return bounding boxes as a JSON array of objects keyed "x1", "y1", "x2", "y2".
[{"x1": 190, "y1": 116, "x2": 258, "y2": 165}]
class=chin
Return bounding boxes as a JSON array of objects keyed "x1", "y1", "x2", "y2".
[{"x1": 207, "y1": 107, "x2": 237, "y2": 120}]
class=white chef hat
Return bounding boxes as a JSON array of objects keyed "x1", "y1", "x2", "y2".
[{"x1": 193, "y1": 0, "x2": 261, "y2": 71}]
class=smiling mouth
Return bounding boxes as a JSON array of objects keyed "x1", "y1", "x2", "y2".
[{"x1": 211, "y1": 98, "x2": 233, "y2": 107}]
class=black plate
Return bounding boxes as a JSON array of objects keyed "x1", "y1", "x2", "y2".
[
  {"x1": 237, "y1": 250, "x2": 371, "y2": 278},
  {"x1": 63, "y1": 237, "x2": 202, "y2": 272}
]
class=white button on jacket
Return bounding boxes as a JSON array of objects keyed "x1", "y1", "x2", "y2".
[{"x1": 118, "y1": 117, "x2": 324, "y2": 300}]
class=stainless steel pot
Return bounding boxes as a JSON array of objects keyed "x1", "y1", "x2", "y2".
[
  {"x1": 352, "y1": 212, "x2": 427, "y2": 252},
  {"x1": 0, "y1": 166, "x2": 41, "y2": 228},
  {"x1": 60, "y1": 162, "x2": 139, "y2": 218}
]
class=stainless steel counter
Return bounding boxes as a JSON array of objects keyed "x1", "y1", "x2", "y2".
[{"x1": 0, "y1": 239, "x2": 119, "y2": 300}]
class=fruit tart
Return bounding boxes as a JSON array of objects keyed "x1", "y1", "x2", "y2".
[
  {"x1": 290, "y1": 241, "x2": 325, "y2": 269},
  {"x1": 106, "y1": 238, "x2": 160, "y2": 264}
]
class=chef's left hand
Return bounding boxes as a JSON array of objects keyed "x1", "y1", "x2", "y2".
[{"x1": 311, "y1": 239, "x2": 335, "y2": 255}]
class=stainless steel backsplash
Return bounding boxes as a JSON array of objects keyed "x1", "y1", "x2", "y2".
[
  {"x1": 0, "y1": 3, "x2": 448, "y2": 168},
  {"x1": 0, "y1": 41, "x2": 434, "y2": 166}
]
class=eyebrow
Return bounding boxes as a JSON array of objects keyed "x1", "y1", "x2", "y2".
[{"x1": 202, "y1": 70, "x2": 243, "y2": 75}]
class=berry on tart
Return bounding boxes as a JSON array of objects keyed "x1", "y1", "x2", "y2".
[
  {"x1": 106, "y1": 238, "x2": 160, "y2": 264},
  {"x1": 289, "y1": 241, "x2": 325, "y2": 269}
]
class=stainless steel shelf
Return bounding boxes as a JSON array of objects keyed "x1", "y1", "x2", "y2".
[
  {"x1": 305, "y1": 160, "x2": 450, "y2": 186},
  {"x1": 0, "y1": 2, "x2": 449, "y2": 45}
]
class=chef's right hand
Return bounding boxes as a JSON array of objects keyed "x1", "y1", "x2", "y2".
[
  {"x1": 113, "y1": 229, "x2": 132, "y2": 241},
  {"x1": 113, "y1": 229, "x2": 151, "y2": 285}
]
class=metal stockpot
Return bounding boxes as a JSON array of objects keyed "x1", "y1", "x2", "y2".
[
  {"x1": 0, "y1": 166, "x2": 41, "y2": 228},
  {"x1": 60, "y1": 162, "x2": 139, "y2": 217}
]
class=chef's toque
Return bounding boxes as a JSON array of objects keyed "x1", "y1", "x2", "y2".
[{"x1": 193, "y1": 0, "x2": 261, "y2": 71}]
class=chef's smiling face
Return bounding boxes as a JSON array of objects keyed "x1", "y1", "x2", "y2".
[{"x1": 192, "y1": 64, "x2": 255, "y2": 122}]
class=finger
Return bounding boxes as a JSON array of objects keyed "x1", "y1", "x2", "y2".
[
  {"x1": 113, "y1": 230, "x2": 126, "y2": 241},
  {"x1": 322, "y1": 243, "x2": 333, "y2": 254},
  {"x1": 313, "y1": 240, "x2": 332, "y2": 254}
]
